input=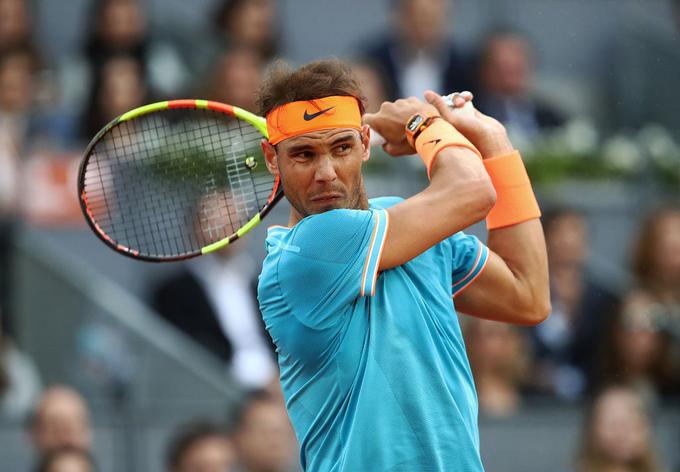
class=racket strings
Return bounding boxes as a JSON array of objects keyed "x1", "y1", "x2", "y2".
[{"x1": 82, "y1": 108, "x2": 273, "y2": 258}]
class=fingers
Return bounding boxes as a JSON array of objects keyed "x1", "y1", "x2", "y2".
[{"x1": 424, "y1": 90, "x2": 451, "y2": 117}]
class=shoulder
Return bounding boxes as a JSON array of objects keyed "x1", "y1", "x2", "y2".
[{"x1": 369, "y1": 196, "x2": 404, "y2": 210}]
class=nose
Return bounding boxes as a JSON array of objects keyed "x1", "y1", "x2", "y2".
[{"x1": 314, "y1": 154, "x2": 337, "y2": 183}]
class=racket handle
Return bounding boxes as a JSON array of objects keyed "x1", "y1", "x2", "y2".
[{"x1": 367, "y1": 92, "x2": 468, "y2": 148}]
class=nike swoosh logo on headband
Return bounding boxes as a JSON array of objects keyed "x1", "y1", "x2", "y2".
[
  {"x1": 303, "y1": 106, "x2": 335, "y2": 121},
  {"x1": 424, "y1": 139, "x2": 442, "y2": 146}
]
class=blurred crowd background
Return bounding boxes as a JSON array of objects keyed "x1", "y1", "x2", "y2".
[{"x1": 0, "y1": 0, "x2": 679, "y2": 471}]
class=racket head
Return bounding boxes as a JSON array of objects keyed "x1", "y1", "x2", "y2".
[{"x1": 78, "y1": 99, "x2": 283, "y2": 262}]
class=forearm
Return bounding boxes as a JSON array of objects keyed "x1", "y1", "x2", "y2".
[{"x1": 486, "y1": 219, "x2": 549, "y2": 322}]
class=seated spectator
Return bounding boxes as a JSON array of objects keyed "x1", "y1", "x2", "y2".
[
  {"x1": 528, "y1": 208, "x2": 618, "y2": 400},
  {"x1": 594, "y1": 290, "x2": 680, "y2": 403},
  {"x1": 30, "y1": 386, "x2": 92, "y2": 454},
  {"x1": 79, "y1": 54, "x2": 150, "y2": 141},
  {"x1": 231, "y1": 390, "x2": 299, "y2": 472},
  {"x1": 202, "y1": 46, "x2": 264, "y2": 111},
  {"x1": 631, "y1": 206, "x2": 680, "y2": 308},
  {"x1": 474, "y1": 29, "x2": 565, "y2": 141},
  {"x1": 1, "y1": 320, "x2": 42, "y2": 420},
  {"x1": 463, "y1": 318, "x2": 530, "y2": 417},
  {"x1": 0, "y1": 0, "x2": 34, "y2": 54},
  {"x1": 61, "y1": 0, "x2": 187, "y2": 117},
  {"x1": 35, "y1": 447, "x2": 97, "y2": 472},
  {"x1": 152, "y1": 247, "x2": 277, "y2": 390},
  {"x1": 213, "y1": 0, "x2": 280, "y2": 61},
  {"x1": 350, "y1": 60, "x2": 389, "y2": 114},
  {"x1": 360, "y1": 0, "x2": 473, "y2": 101},
  {"x1": 575, "y1": 385, "x2": 666, "y2": 472},
  {"x1": 165, "y1": 422, "x2": 235, "y2": 472}
]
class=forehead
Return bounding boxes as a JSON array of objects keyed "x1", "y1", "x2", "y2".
[{"x1": 276, "y1": 127, "x2": 360, "y2": 149}]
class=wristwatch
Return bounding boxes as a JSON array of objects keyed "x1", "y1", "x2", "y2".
[{"x1": 405, "y1": 112, "x2": 440, "y2": 148}]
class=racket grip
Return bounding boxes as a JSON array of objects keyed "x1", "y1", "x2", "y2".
[{"x1": 367, "y1": 92, "x2": 462, "y2": 148}]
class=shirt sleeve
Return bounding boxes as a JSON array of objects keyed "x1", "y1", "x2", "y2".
[
  {"x1": 276, "y1": 208, "x2": 389, "y2": 329},
  {"x1": 449, "y1": 231, "x2": 489, "y2": 297}
]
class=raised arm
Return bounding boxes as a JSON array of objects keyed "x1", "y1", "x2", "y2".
[
  {"x1": 425, "y1": 92, "x2": 550, "y2": 325},
  {"x1": 363, "y1": 98, "x2": 496, "y2": 271}
]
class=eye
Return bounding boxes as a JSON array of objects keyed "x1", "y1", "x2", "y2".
[
  {"x1": 334, "y1": 143, "x2": 352, "y2": 155},
  {"x1": 292, "y1": 150, "x2": 315, "y2": 160}
]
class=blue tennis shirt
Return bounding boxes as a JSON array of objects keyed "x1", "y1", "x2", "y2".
[{"x1": 258, "y1": 197, "x2": 489, "y2": 472}]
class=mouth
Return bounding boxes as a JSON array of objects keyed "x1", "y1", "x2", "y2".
[{"x1": 310, "y1": 193, "x2": 344, "y2": 204}]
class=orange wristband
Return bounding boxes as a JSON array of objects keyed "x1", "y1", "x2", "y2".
[
  {"x1": 414, "y1": 119, "x2": 482, "y2": 178},
  {"x1": 484, "y1": 151, "x2": 541, "y2": 230}
]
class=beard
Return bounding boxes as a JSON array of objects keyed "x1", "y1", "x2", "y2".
[{"x1": 281, "y1": 172, "x2": 369, "y2": 218}]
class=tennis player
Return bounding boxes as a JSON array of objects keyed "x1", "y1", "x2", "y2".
[{"x1": 257, "y1": 60, "x2": 549, "y2": 472}]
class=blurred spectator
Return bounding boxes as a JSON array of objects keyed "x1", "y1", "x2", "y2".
[
  {"x1": 360, "y1": 0, "x2": 472, "y2": 101},
  {"x1": 350, "y1": 60, "x2": 389, "y2": 114},
  {"x1": 166, "y1": 422, "x2": 235, "y2": 472},
  {"x1": 202, "y1": 47, "x2": 264, "y2": 111},
  {"x1": 230, "y1": 390, "x2": 299, "y2": 472},
  {"x1": 0, "y1": 0, "x2": 34, "y2": 54},
  {"x1": 0, "y1": 320, "x2": 42, "y2": 420},
  {"x1": 79, "y1": 54, "x2": 150, "y2": 141},
  {"x1": 213, "y1": 0, "x2": 280, "y2": 61},
  {"x1": 594, "y1": 290, "x2": 680, "y2": 403},
  {"x1": 631, "y1": 206, "x2": 680, "y2": 307},
  {"x1": 474, "y1": 29, "x2": 565, "y2": 141},
  {"x1": 463, "y1": 318, "x2": 530, "y2": 418},
  {"x1": 575, "y1": 385, "x2": 666, "y2": 472},
  {"x1": 35, "y1": 447, "x2": 97, "y2": 472},
  {"x1": 152, "y1": 249, "x2": 277, "y2": 390},
  {"x1": 0, "y1": 48, "x2": 39, "y2": 166},
  {"x1": 528, "y1": 208, "x2": 618, "y2": 401},
  {"x1": 61, "y1": 0, "x2": 187, "y2": 119},
  {"x1": 30, "y1": 385, "x2": 92, "y2": 454}
]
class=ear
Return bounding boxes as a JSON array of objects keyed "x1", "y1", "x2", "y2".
[
  {"x1": 262, "y1": 139, "x2": 279, "y2": 176},
  {"x1": 359, "y1": 125, "x2": 371, "y2": 163}
]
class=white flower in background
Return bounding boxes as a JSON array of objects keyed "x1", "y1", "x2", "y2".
[
  {"x1": 636, "y1": 124, "x2": 680, "y2": 169},
  {"x1": 602, "y1": 134, "x2": 644, "y2": 172},
  {"x1": 562, "y1": 118, "x2": 599, "y2": 156}
]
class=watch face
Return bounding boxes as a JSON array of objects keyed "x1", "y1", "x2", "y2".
[{"x1": 407, "y1": 114, "x2": 425, "y2": 132}]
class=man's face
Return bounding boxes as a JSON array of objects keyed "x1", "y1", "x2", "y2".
[{"x1": 264, "y1": 126, "x2": 371, "y2": 220}]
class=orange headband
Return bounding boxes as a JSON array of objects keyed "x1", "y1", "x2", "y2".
[{"x1": 266, "y1": 95, "x2": 362, "y2": 145}]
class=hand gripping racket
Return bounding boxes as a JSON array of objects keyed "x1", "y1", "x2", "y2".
[{"x1": 78, "y1": 95, "x2": 465, "y2": 262}]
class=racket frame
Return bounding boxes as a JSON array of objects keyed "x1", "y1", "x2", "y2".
[{"x1": 78, "y1": 99, "x2": 282, "y2": 262}]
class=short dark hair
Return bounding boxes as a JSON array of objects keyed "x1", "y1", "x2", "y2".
[
  {"x1": 165, "y1": 421, "x2": 228, "y2": 471},
  {"x1": 257, "y1": 59, "x2": 366, "y2": 117}
]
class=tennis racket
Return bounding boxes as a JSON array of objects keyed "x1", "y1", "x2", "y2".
[
  {"x1": 78, "y1": 99, "x2": 279, "y2": 262},
  {"x1": 78, "y1": 94, "x2": 464, "y2": 262}
]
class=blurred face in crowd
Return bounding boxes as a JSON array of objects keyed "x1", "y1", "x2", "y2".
[
  {"x1": 226, "y1": 0, "x2": 276, "y2": 51},
  {"x1": 0, "y1": 51, "x2": 34, "y2": 114},
  {"x1": 98, "y1": 56, "x2": 147, "y2": 121},
  {"x1": 545, "y1": 212, "x2": 588, "y2": 270},
  {"x1": 398, "y1": 0, "x2": 449, "y2": 50},
  {"x1": 481, "y1": 35, "x2": 533, "y2": 98},
  {"x1": 614, "y1": 292, "x2": 666, "y2": 376},
  {"x1": 209, "y1": 48, "x2": 262, "y2": 111},
  {"x1": 647, "y1": 209, "x2": 680, "y2": 283},
  {"x1": 97, "y1": 0, "x2": 146, "y2": 49},
  {"x1": 32, "y1": 387, "x2": 92, "y2": 452},
  {"x1": 351, "y1": 63, "x2": 387, "y2": 114},
  {"x1": 590, "y1": 388, "x2": 651, "y2": 465},
  {"x1": 0, "y1": 0, "x2": 30, "y2": 48},
  {"x1": 466, "y1": 319, "x2": 525, "y2": 380},
  {"x1": 43, "y1": 450, "x2": 93, "y2": 472},
  {"x1": 232, "y1": 399, "x2": 297, "y2": 472},
  {"x1": 173, "y1": 435, "x2": 235, "y2": 472}
]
